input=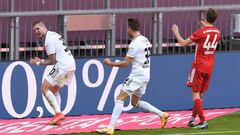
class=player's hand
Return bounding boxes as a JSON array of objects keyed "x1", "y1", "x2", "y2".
[
  {"x1": 104, "y1": 58, "x2": 112, "y2": 66},
  {"x1": 30, "y1": 57, "x2": 41, "y2": 65},
  {"x1": 172, "y1": 24, "x2": 179, "y2": 33},
  {"x1": 198, "y1": 20, "x2": 205, "y2": 28},
  {"x1": 30, "y1": 58, "x2": 37, "y2": 65},
  {"x1": 34, "y1": 57, "x2": 41, "y2": 62}
]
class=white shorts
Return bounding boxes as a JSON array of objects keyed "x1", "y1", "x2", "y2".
[
  {"x1": 45, "y1": 66, "x2": 75, "y2": 88},
  {"x1": 122, "y1": 77, "x2": 148, "y2": 97}
]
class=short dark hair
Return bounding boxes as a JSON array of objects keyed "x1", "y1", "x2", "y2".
[
  {"x1": 205, "y1": 8, "x2": 218, "y2": 24},
  {"x1": 128, "y1": 18, "x2": 140, "y2": 31},
  {"x1": 32, "y1": 20, "x2": 44, "y2": 27}
]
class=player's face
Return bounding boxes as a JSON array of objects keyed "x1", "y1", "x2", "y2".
[
  {"x1": 33, "y1": 24, "x2": 45, "y2": 38},
  {"x1": 128, "y1": 27, "x2": 133, "y2": 38}
]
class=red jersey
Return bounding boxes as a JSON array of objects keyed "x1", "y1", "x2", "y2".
[{"x1": 189, "y1": 26, "x2": 221, "y2": 73}]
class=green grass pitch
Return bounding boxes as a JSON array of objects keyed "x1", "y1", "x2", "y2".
[{"x1": 68, "y1": 112, "x2": 240, "y2": 135}]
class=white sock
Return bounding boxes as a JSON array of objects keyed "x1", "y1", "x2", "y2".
[
  {"x1": 189, "y1": 116, "x2": 195, "y2": 122},
  {"x1": 108, "y1": 100, "x2": 124, "y2": 130},
  {"x1": 137, "y1": 100, "x2": 163, "y2": 117},
  {"x1": 44, "y1": 90, "x2": 61, "y2": 114},
  {"x1": 54, "y1": 92, "x2": 61, "y2": 110}
]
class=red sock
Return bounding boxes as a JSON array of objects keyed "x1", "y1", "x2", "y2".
[
  {"x1": 192, "y1": 105, "x2": 197, "y2": 118},
  {"x1": 194, "y1": 98, "x2": 205, "y2": 123}
]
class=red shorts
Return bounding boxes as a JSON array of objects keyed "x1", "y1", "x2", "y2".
[{"x1": 187, "y1": 67, "x2": 212, "y2": 92}]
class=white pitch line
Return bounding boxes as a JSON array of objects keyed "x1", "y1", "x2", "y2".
[{"x1": 162, "y1": 130, "x2": 240, "y2": 135}]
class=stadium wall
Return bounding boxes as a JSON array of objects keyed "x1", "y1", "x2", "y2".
[
  {"x1": 0, "y1": 52, "x2": 240, "y2": 119},
  {"x1": 0, "y1": 0, "x2": 239, "y2": 43}
]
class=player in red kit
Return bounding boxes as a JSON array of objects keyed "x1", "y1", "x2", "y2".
[{"x1": 172, "y1": 8, "x2": 221, "y2": 129}]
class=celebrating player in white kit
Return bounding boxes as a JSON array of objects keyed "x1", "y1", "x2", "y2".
[
  {"x1": 96, "y1": 18, "x2": 170, "y2": 135},
  {"x1": 30, "y1": 21, "x2": 76, "y2": 125}
]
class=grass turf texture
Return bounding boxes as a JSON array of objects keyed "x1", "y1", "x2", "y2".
[{"x1": 68, "y1": 112, "x2": 240, "y2": 135}]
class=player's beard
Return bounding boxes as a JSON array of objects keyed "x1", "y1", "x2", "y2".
[
  {"x1": 128, "y1": 33, "x2": 133, "y2": 39},
  {"x1": 37, "y1": 33, "x2": 43, "y2": 38}
]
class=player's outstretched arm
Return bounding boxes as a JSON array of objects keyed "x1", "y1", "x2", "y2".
[
  {"x1": 104, "y1": 56, "x2": 133, "y2": 67},
  {"x1": 29, "y1": 54, "x2": 57, "y2": 66},
  {"x1": 40, "y1": 53, "x2": 57, "y2": 65},
  {"x1": 30, "y1": 57, "x2": 43, "y2": 66},
  {"x1": 172, "y1": 24, "x2": 191, "y2": 46}
]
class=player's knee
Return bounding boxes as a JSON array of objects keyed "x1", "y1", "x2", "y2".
[
  {"x1": 192, "y1": 94, "x2": 201, "y2": 101},
  {"x1": 41, "y1": 83, "x2": 50, "y2": 94},
  {"x1": 52, "y1": 86, "x2": 60, "y2": 94},
  {"x1": 131, "y1": 100, "x2": 138, "y2": 107},
  {"x1": 116, "y1": 91, "x2": 129, "y2": 100},
  {"x1": 41, "y1": 86, "x2": 48, "y2": 94}
]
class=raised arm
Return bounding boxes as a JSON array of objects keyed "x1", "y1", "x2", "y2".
[{"x1": 172, "y1": 24, "x2": 192, "y2": 47}]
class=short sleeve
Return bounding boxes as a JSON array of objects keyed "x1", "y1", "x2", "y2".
[
  {"x1": 45, "y1": 39, "x2": 56, "y2": 55},
  {"x1": 189, "y1": 29, "x2": 202, "y2": 43},
  {"x1": 126, "y1": 42, "x2": 138, "y2": 58}
]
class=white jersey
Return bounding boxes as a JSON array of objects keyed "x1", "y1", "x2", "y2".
[
  {"x1": 126, "y1": 35, "x2": 151, "y2": 82},
  {"x1": 44, "y1": 31, "x2": 76, "y2": 71}
]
